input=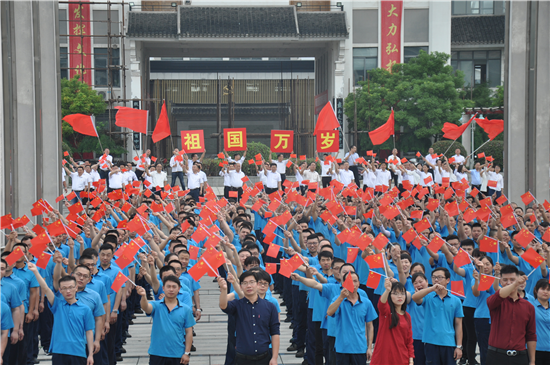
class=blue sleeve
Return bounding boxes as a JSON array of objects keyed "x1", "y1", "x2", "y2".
[
  {"x1": 221, "y1": 299, "x2": 237, "y2": 315},
  {"x1": 93, "y1": 295, "x2": 106, "y2": 317},
  {"x1": 184, "y1": 305, "x2": 197, "y2": 328},
  {"x1": 84, "y1": 308, "x2": 96, "y2": 331},
  {"x1": 181, "y1": 292, "x2": 193, "y2": 308},
  {"x1": 1, "y1": 302, "x2": 14, "y2": 331},
  {"x1": 268, "y1": 303, "x2": 280, "y2": 336},
  {"x1": 29, "y1": 274, "x2": 39, "y2": 288},
  {"x1": 98, "y1": 284, "x2": 108, "y2": 304},
  {"x1": 365, "y1": 300, "x2": 378, "y2": 322},
  {"x1": 454, "y1": 298, "x2": 464, "y2": 318}
]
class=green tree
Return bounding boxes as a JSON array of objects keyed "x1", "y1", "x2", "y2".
[
  {"x1": 61, "y1": 76, "x2": 126, "y2": 155},
  {"x1": 345, "y1": 51, "x2": 470, "y2": 153}
]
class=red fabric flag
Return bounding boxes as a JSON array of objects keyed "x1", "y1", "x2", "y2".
[
  {"x1": 152, "y1": 100, "x2": 171, "y2": 143},
  {"x1": 111, "y1": 272, "x2": 129, "y2": 292},
  {"x1": 114, "y1": 106, "x2": 148, "y2": 134},
  {"x1": 366, "y1": 271, "x2": 382, "y2": 289},
  {"x1": 191, "y1": 226, "x2": 209, "y2": 242},
  {"x1": 346, "y1": 247, "x2": 359, "y2": 264},
  {"x1": 479, "y1": 236, "x2": 499, "y2": 253},
  {"x1": 278, "y1": 259, "x2": 293, "y2": 278},
  {"x1": 187, "y1": 260, "x2": 210, "y2": 282},
  {"x1": 372, "y1": 233, "x2": 389, "y2": 250},
  {"x1": 0, "y1": 214, "x2": 13, "y2": 229},
  {"x1": 5, "y1": 247, "x2": 25, "y2": 266},
  {"x1": 521, "y1": 192, "x2": 535, "y2": 206},
  {"x1": 46, "y1": 220, "x2": 66, "y2": 237},
  {"x1": 522, "y1": 248, "x2": 545, "y2": 268},
  {"x1": 402, "y1": 228, "x2": 417, "y2": 244},
  {"x1": 410, "y1": 210, "x2": 423, "y2": 219},
  {"x1": 266, "y1": 243, "x2": 280, "y2": 258},
  {"x1": 115, "y1": 241, "x2": 141, "y2": 269},
  {"x1": 451, "y1": 281, "x2": 465, "y2": 297},
  {"x1": 55, "y1": 194, "x2": 65, "y2": 203},
  {"x1": 500, "y1": 213, "x2": 517, "y2": 229},
  {"x1": 356, "y1": 234, "x2": 372, "y2": 250},
  {"x1": 265, "y1": 263, "x2": 278, "y2": 275},
  {"x1": 444, "y1": 202, "x2": 459, "y2": 217},
  {"x1": 414, "y1": 218, "x2": 431, "y2": 233},
  {"x1": 369, "y1": 110, "x2": 395, "y2": 145},
  {"x1": 478, "y1": 274, "x2": 495, "y2": 292},
  {"x1": 187, "y1": 245, "x2": 199, "y2": 260},
  {"x1": 313, "y1": 102, "x2": 340, "y2": 136},
  {"x1": 62, "y1": 114, "x2": 98, "y2": 137},
  {"x1": 515, "y1": 228, "x2": 536, "y2": 248},
  {"x1": 68, "y1": 202, "x2": 84, "y2": 215},
  {"x1": 454, "y1": 249, "x2": 471, "y2": 267},
  {"x1": 364, "y1": 253, "x2": 385, "y2": 269},
  {"x1": 381, "y1": 206, "x2": 399, "y2": 220},
  {"x1": 262, "y1": 220, "x2": 277, "y2": 236},
  {"x1": 426, "y1": 236, "x2": 446, "y2": 252},
  {"x1": 35, "y1": 252, "x2": 52, "y2": 270},
  {"x1": 542, "y1": 228, "x2": 550, "y2": 243},
  {"x1": 442, "y1": 115, "x2": 474, "y2": 140},
  {"x1": 475, "y1": 118, "x2": 504, "y2": 140},
  {"x1": 343, "y1": 273, "x2": 355, "y2": 292}
]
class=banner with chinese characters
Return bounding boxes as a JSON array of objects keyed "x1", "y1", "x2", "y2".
[
  {"x1": 270, "y1": 130, "x2": 294, "y2": 153},
  {"x1": 224, "y1": 128, "x2": 247, "y2": 151},
  {"x1": 316, "y1": 130, "x2": 339, "y2": 153},
  {"x1": 68, "y1": 0, "x2": 92, "y2": 84},
  {"x1": 380, "y1": 0, "x2": 403, "y2": 73},
  {"x1": 181, "y1": 130, "x2": 205, "y2": 153}
]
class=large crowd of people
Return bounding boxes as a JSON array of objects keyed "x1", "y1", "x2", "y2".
[{"x1": 1, "y1": 145, "x2": 549, "y2": 365}]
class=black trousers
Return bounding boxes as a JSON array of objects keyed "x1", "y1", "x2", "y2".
[
  {"x1": 536, "y1": 351, "x2": 550, "y2": 365},
  {"x1": 463, "y1": 306, "x2": 477, "y2": 364},
  {"x1": 349, "y1": 165, "x2": 360, "y2": 187},
  {"x1": 149, "y1": 355, "x2": 183, "y2": 365},
  {"x1": 235, "y1": 350, "x2": 271, "y2": 365},
  {"x1": 322, "y1": 176, "x2": 331, "y2": 188},
  {"x1": 487, "y1": 348, "x2": 529, "y2": 365},
  {"x1": 224, "y1": 186, "x2": 231, "y2": 200},
  {"x1": 265, "y1": 187, "x2": 278, "y2": 195},
  {"x1": 52, "y1": 353, "x2": 87, "y2": 365}
]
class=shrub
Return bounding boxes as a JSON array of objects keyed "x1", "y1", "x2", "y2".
[{"x1": 431, "y1": 140, "x2": 467, "y2": 160}]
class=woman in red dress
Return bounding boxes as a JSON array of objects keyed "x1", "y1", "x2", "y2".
[{"x1": 370, "y1": 278, "x2": 415, "y2": 365}]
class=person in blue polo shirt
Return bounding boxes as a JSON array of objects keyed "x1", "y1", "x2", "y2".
[
  {"x1": 27, "y1": 262, "x2": 95, "y2": 365},
  {"x1": 412, "y1": 267, "x2": 464, "y2": 365},
  {"x1": 0, "y1": 259, "x2": 24, "y2": 349},
  {"x1": 136, "y1": 275, "x2": 195, "y2": 365},
  {"x1": 326, "y1": 271, "x2": 377, "y2": 365},
  {"x1": 1, "y1": 301, "x2": 14, "y2": 359}
]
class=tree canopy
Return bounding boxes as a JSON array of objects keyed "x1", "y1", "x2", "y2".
[{"x1": 344, "y1": 51, "x2": 471, "y2": 153}]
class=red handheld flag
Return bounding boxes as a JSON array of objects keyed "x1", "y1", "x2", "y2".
[
  {"x1": 187, "y1": 260, "x2": 210, "y2": 282},
  {"x1": 111, "y1": 272, "x2": 129, "y2": 292},
  {"x1": 451, "y1": 281, "x2": 465, "y2": 297},
  {"x1": 114, "y1": 106, "x2": 148, "y2": 134},
  {"x1": 522, "y1": 248, "x2": 545, "y2": 268},
  {"x1": 152, "y1": 101, "x2": 171, "y2": 143},
  {"x1": 346, "y1": 247, "x2": 359, "y2": 264},
  {"x1": 5, "y1": 247, "x2": 25, "y2": 266},
  {"x1": 313, "y1": 102, "x2": 340, "y2": 136},
  {"x1": 521, "y1": 192, "x2": 535, "y2": 206},
  {"x1": 478, "y1": 274, "x2": 495, "y2": 292},
  {"x1": 515, "y1": 228, "x2": 536, "y2": 248},
  {"x1": 369, "y1": 110, "x2": 395, "y2": 145},
  {"x1": 371, "y1": 233, "x2": 389, "y2": 250},
  {"x1": 266, "y1": 243, "x2": 280, "y2": 258},
  {"x1": 35, "y1": 252, "x2": 52, "y2": 270},
  {"x1": 366, "y1": 271, "x2": 382, "y2": 289},
  {"x1": 265, "y1": 263, "x2": 278, "y2": 275},
  {"x1": 364, "y1": 253, "x2": 385, "y2": 269},
  {"x1": 474, "y1": 118, "x2": 504, "y2": 141},
  {"x1": 453, "y1": 249, "x2": 471, "y2": 267},
  {"x1": 442, "y1": 114, "x2": 474, "y2": 140},
  {"x1": 479, "y1": 236, "x2": 499, "y2": 253},
  {"x1": 62, "y1": 114, "x2": 98, "y2": 137},
  {"x1": 342, "y1": 272, "x2": 355, "y2": 292}
]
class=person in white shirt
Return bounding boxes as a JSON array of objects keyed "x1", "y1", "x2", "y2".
[
  {"x1": 62, "y1": 167, "x2": 67, "y2": 193},
  {"x1": 387, "y1": 148, "x2": 401, "y2": 187},
  {"x1": 184, "y1": 162, "x2": 206, "y2": 202},
  {"x1": 344, "y1": 146, "x2": 360, "y2": 187},
  {"x1": 170, "y1": 148, "x2": 186, "y2": 190},
  {"x1": 317, "y1": 151, "x2": 334, "y2": 188},
  {"x1": 108, "y1": 164, "x2": 126, "y2": 192},
  {"x1": 186, "y1": 151, "x2": 206, "y2": 186},
  {"x1": 219, "y1": 164, "x2": 232, "y2": 199},
  {"x1": 451, "y1": 148, "x2": 468, "y2": 167},
  {"x1": 487, "y1": 164, "x2": 504, "y2": 198},
  {"x1": 84, "y1": 163, "x2": 100, "y2": 189},
  {"x1": 262, "y1": 162, "x2": 281, "y2": 195},
  {"x1": 454, "y1": 164, "x2": 470, "y2": 183},
  {"x1": 293, "y1": 161, "x2": 307, "y2": 195},
  {"x1": 253, "y1": 163, "x2": 268, "y2": 189},
  {"x1": 225, "y1": 150, "x2": 246, "y2": 166},
  {"x1": 334, "y1": 161, "x2": 355, "y2": 187},
  {"x1": 63, "y1": 164, "x2": 89, "y2": 203},
  {"x1": 144, "y1": 166, "x2": 154, "y2": 187},
  {"x1": 418, "y1": 164, "x2": 434, "y2": 188},
  {"x1": 271, "y1": 153, "x2": 290, "y2": 187},
  {"x1": 135, "y1": 149, "x2": 151, "y2": 181},
  {"x1": 360, "y1": 160, "x2": 377, "y2": 190},
  {"x1": 98, "y1": 148, "x2": 114, "y2": 187},
  {"x1": 302, "y1": 162, "x2": 321, "y2": 193},
  {"x1": 146, "y1": 163, "x2": 168, "y2": 196},
  {"x1": 375, "y1": 162, "x2": 392, "y2": 192},
  {"x1": 422, "y1": 147, "x2": 439, "y2": 176},
  {"x1": 123, "y1": 162, "x2": 138, "y2": 186},
  {"x1": 228, "y1": 162, "x2": 246, "y2": 201}
]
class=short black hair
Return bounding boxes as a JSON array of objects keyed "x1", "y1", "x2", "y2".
[
  {"x1": 410, "y1": 262, "x2": 425, "y2": 274},
  {"x1": 461, "y1": 239, "x2": 476, "y2": 248},
  {"x1": 244, "y1": 256, "x2": 260, "y2": 267},
  {"x1": 533, "y1": 279, "x2": 550, "y2": 299},
  {"x1": 318, "y1": 251, "x2": 334, "y2": 260},
  {"x1": 82, "y1": 248, "x2": 98, "y2": 258},
  {"x1": 163, "y1": 275, "x2": 181, "y2": 288},
  {"x1": 432, "y1": 267, "x2": 450, "y2": 279},
  {"x1": 58, "y1": 275, "x2": 76, "y2": 286},
  {"x1": 99, "y1": 244, "x2": 114, "y2": 253},
  {"x1": 412, "y1": 272, "x2": 427, "y2": 283},
  {"x1": 239, "y1": 271, "x2": 257, "y2": 284},
  {"x1": 249, "y1": 268, "x2": 270, "y2": 283},
  {"x1": 500, "y1": 264, "x2": 519, "y2": 276},
  {"x1": 160, "y1": 266, "x2": 176, "y2": 278}
]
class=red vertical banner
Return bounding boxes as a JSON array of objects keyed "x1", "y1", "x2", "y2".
[
  {"x1": 68, "y1": 0, "x2": 92, "y2": 85},
  {"x1": 380, "y1": 0, "x2": 403, "y2": 73}
]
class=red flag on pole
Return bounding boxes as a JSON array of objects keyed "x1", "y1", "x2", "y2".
[
  {"x1": 474, "y1": 118, "x2": 504, "y2": 140},
  {"x1": 366, "y1": 271, "x2": 382, "y2": 289},
  {"x1": 114, "y1": 106, "x2": 148, "y2": 134},
  {"x1": 369, "y1": 110, "x2": 395, "y2": 145},
  {"x1": 478, "y1": 274, "x2": 495, "y2": 291},
  {"x1": 62, "y1": 114, "x2": 98, "y2": 137},
  {"x1": 5, "y1": 247, "x2": 25, "y2": 266},
  {"x1": 442, "y1": 114, "x2": 475, "y2": 140},
  {"x1": 313, "y1": 102, "x2": 340, "y2": 136},
  {"x1": 111, "y1": 272, "x2": 129, "y2": 292},
  {"x1": 152, "y1": 100, "x2": 171, "y2": 143},
  {"x1": 342, "y1": 272, "x2": 355, "y2": 292}
]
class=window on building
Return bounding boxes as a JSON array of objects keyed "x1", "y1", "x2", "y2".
[
  {"x1": 452, "y1": 1, "x2": 494, "y2": 15},
  {"x1": 451, "y1": 50, "x2": 501, "y2": 87},
  {"x1": 353, "y1": 48, "x2": 378, "y2": 85},
  {"x1": 404, "y1": 47, "x2": 429, "y2": 63},
  {"x1": 59, "y1": 9, "x2": 67, "y2": 44},
  {"x1": 61, "y1": 47, "x2": 69, "y2": 80},
  {"x1": 92, "y1": 10, "x2": 120, "y2": 45},
  {"x1": 94, "y1": 48, "x2": 120, "y2": 87}
]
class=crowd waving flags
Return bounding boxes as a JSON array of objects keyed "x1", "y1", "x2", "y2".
[{"x1": 2, "y1": 99, "x2": 546, "y2": 365}]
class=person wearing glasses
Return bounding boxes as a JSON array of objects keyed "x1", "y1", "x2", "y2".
[
  {"x1": 218, "y1": 271, "x2": 280, "y2": 365},
  {"x1": 412, "y1": 267, "x2": 464, "y2": 365},
  {"x1": 27, "y1": 263, "x2": 95, "y2": 365},
  {"x1": 370, "y1": 278, "x2": 414, "y2": 365}
]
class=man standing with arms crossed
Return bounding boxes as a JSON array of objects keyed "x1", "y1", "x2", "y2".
[{"x1": 486, "y1": 265, "x2": 536, "y2": 365}]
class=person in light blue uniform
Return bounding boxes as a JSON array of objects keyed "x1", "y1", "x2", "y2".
[
  {"x1": 529, "y1": 279, "x2": 550, "y2": 364},
  {"x1": 137, "y1": 276, "x2": 195, "y2": 365},
  {"x1": 327, "y1": 271, "x2": 377, "y2": 365},
  {"x1": 1, "y1": 301, "x2": 14, "y2": 359},
  {"x1": 412, "y1": 267, "x2": 464, "y2": 365},
  {"x1": 28, "y1": 263, "x2": 95, "y2": 365},
  {"x1": 407, "y1": 271, "x2": 428, "y2": 365}
]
